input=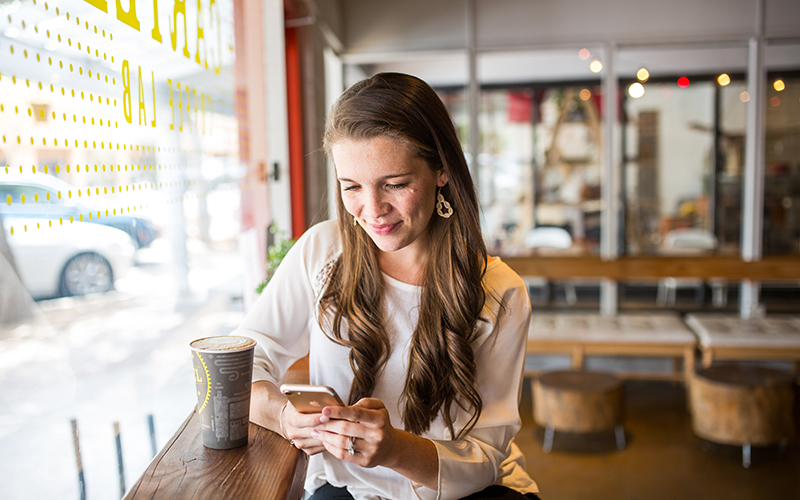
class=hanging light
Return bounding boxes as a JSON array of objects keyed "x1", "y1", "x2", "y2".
[
  {"x1": 677, "y1": 76, "x2": 690, "y2": 88},
  {"x1": 740, "y1": 91, "x2": 750, "y2": 102},
  {"x1": 774, "y1": 79, "x2": 785, "y2": 91},
  {"x1": 579, "y1": 89, "x2": 592, "y2": 101},
  {"x1": 579, "y1": 48, "x2": 591, "y2": 60},
  {"x1": 589, "y1": 59, "x2": 603, "y2": 73},
  {"x1": 717, "y1": 74, "x2": 731, "y2": 86},
  {"x1": 636, "y1": 68, "x2": 649, "y2": 82}
]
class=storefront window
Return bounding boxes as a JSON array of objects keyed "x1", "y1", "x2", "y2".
[
  {"x1": 716, "y1": 79, "x2": 747, "y2": 253},
  {"x1": 624, "y1": 78, "x2": 726, "y2": 256},
  {"x1": 0, "y1": 0, "x2": 245, "y2": 496},
  {"x1": 763, "y1": 72, "x2": 800, "y2": 255},
  {"x1": 478, "y1": 88, "x2": 535, "y2": 253},
  {"x1": 472, "y1": 86, "x2": 602, "y2": 255}
]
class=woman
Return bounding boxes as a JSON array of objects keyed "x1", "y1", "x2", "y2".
[{"x1": 237, "y1": 73, "x2": 539, "y2": 500}]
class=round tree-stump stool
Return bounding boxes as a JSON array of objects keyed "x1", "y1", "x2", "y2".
[
  {"x1": 532, "y1": 370, "x2": 625, "y2": 453},
  {"x1": 690, "y1": 364, "x2": 795, "y2": 468}
]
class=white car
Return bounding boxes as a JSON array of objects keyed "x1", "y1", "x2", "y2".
[
  {"x1": 2, "y1": 216, "x2": 136, "y2": 299},
  {"x1": 0, "y1": 174, "x2": 159, "y2": 249}
]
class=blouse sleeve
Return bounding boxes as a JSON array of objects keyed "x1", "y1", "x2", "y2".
[
  {"x1": 231, "y1": 222, "x2": 337, "y2": 385},
  {"x1": 413, "y1": 269, "x2": 532, "y2": 500}
]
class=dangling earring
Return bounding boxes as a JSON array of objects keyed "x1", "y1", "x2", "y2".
[
  {"x1": 436, "y1": 187, "x2": 453, "y2": 218},
  {"x1": 353, "y1": 216, "x2": 358, "y2": 226}
]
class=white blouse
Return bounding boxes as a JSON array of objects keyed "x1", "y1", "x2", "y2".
[{"x1": 233, "y1": 220, "x2": 538, "y2": 500}]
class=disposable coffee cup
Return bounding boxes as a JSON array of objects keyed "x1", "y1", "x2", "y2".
[{"x1": 190, "y1": 336, "x2": 256, "y2": 449}]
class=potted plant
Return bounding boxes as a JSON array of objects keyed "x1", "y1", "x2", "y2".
[{"x1": 255, "y1": 225, "x2": 295, "y2": 294}]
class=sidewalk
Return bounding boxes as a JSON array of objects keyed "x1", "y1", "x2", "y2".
[{"x1": 0, "y1": 243, "x2": 246, "y2": 499}]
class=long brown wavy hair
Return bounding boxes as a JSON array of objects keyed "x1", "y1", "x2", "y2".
[{"x1": 319, "y1": 73, "x2": 488, "y2": 439}]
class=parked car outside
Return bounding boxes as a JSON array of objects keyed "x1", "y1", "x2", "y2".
[
  {"x1": 0, "y1": 173, "x2": 159, "y2": 249},
  {"x1": 2, "y1": 214, "x2": 136, "y2": 299}
]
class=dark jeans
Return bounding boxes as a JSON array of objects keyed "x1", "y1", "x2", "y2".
[{"x1": 309, "y1": 483, "x2": 542, "y2": 500}]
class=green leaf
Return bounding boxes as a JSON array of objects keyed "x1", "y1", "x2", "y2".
[{"x1": 256, "y1": 224, "x2": 296, "y2": 293}]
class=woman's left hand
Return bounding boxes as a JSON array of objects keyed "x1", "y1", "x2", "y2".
[{"x1": 310, "y1": 398, "x2": 399, "y2": 468}]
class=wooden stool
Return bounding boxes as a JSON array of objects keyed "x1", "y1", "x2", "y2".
[
  {"x1": 532, "y1": 370, "x2": 625, "y2": 453},
  {"x1": 690, "y1": 364, "x2": 795, "y2": 468}
]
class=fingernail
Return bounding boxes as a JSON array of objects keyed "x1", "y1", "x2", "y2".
[
  {"x1": 311, "y1": 430, "x2": 319, "y2": 439},
  {"x1": 323, "y1": 408, "x2": 332, "y2": 417},
  {"x1": 319, "y1": 415, "x2": 329, "y2": 423}
]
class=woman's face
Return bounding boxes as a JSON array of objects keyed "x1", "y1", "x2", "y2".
[{"x1": 333, "y1": 136, "x2": 448, "y2": 260}]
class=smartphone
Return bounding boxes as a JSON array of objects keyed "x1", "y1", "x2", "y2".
[{"x1": 280, "y1": 384, "x2": 345, "y2": 413}]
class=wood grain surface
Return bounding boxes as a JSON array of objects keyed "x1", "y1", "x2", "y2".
[
  {"x1": 533, "y1": 371, "x2": 624, "y2": 432},
  {"x1": 124, "y1": 408, "x2": 308, "y2": 500},
  {"x1": 690, "y1": 365, "x2": 795, "y2": 445},
  {"x1": 502, "y1": 255, "x2": 800, "y2": 280}
]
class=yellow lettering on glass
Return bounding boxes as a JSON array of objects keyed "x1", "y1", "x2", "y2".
[
  {"x1": 177, "y1": 81, "x2": 183, "y2": 131},
  {"x1": 195, "y1": 0, "x2": 207, "y2": 68},
  {"x1": 150, "y1": 71, "x2": 157, "y2": 127},
  {"x1": 122, "y1": 60, "x2": 132, "y2": 123},
  {"x1": 170, "y1": 0, "x2": 191, "y2": 59},
  {"x1": 84, "y1": 0, "x2": 109, "y2": 13},
  {"x1": 152, "y1": 0, "x2": 163, "y2": 42},
  {"x1": 116, "y1": 0, "x2": 141, "y2": 31},
  {"x1": 184, "y1": 84, "x2": 191, "y2": 131},
  {"x1": 138, "y1": 65, "x2": 146, "y2": 125},
  {"x1": 212, "y1": 0, "x2": 221, "y2": 74},
  {"x1": 168, "y1": 78, "x2": 174, "y2": 130}
]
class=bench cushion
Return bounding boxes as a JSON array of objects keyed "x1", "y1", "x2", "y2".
[
  {"x1": 529, "y1": 313, "x2": 696, "y2": 345},
  {"x1": 685, "y1": 314, "x2": 800, "y2": 349}
]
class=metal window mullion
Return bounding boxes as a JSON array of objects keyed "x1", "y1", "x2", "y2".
[
  {"x1": 264, "y1": 0, "x2": 291, "y2": 236},
  {"x1": 466, "y1": 0, "x2": 480, "y2": 193},
  {"x1": 601, "y1": 42, "x2": 620, "y2": 315},
  {"x1": 740, "y1": 0, "x2": 766, "y2": 318}
]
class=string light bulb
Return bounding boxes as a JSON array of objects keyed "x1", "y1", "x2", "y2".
[
  {"x1": 589, "y1": 59, "x2": 603, "y2": 73},
  {"x1": 636, "y1": 68, "x2": 649, "y2": 82},
  {"x1": 628, "y1": 82, "x2": 645, "y2": 98}
]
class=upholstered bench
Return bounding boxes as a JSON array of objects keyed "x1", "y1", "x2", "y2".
[
  {"x1": 685, "y1": 314, "x2": 800, "y2": 375},
  {"x1": 532, "y1": 370, "x2": 625, "y2": 453},
  {"x1": 527, "y1": 313, "x2": 698, "y2": 383},
  {"x1": 690, "y1": 364, "x2": 795, "y2": 468}
]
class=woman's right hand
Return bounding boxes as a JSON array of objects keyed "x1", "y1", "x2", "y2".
[{"x1": 281, "y1": 402, "x2": 327, "y2": 455}]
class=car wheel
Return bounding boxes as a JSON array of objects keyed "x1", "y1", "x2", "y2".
[{"x1": 59, "y1": 252, "x2": 114, "y2": 297}]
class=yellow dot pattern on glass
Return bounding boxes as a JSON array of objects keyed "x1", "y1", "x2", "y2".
[{"x1": 2, "y1": 0, "x2": 238, "y2": 240}]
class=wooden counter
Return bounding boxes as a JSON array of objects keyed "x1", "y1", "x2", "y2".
[
  {"x1": 124, "y1": 408, "x2": 308, "y2": 500},
  {"x1": 503, "y1": 255, "x2": 800, "y2": 280}
]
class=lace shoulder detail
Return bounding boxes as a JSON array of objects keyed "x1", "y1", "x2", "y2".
[{"x1": 312, "y1": 258, "x2": 338, "y2": 299}]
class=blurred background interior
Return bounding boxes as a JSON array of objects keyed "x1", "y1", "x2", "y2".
[{"x1": 0, "y1": 0, "x2": 798, "y2": 498}]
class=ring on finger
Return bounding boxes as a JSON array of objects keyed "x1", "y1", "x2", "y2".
[{"x1": 347, "y1": 436, "x2": 356, "y2": 456}]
